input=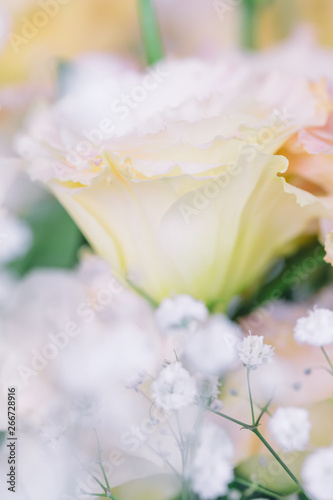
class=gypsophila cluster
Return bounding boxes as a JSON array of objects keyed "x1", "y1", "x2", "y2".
[
  {"x1": 182, "y1": 314, "x2": 241, "y2": 376},
  {"x1": 151, "y1": 362, "x2": 196, "y2": 410},
  {"x1": 195, "y1": 373, "x2": 222, "y2": 410},
  {"x1": 125, "y1": 370, "x2": 149, "y2": 391},
  {"x1": 237, "y1": 335, "x2": 275, "y2": 370},
  {"x1": 294, "y1": 307, "x2": 333, "y2": 347},
  {"x1": 268, "y1": 407, "x2": 311, "y2": 452},
  {"x1": 155, "y1": 294, "x2": 208, "y2": 335},
  {"x1": 301, "y1": 446, "x2": 333, "y2": 500},
  {"x1": 189, "y1": 423, "x2": 234, "y2": 499}
]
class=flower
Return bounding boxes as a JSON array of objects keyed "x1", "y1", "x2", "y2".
[
  {"x1": 301, "y1": 446, "x2": 333, "y2": 500},
  {"x1": 17, "y1": 55, "x2": 329, "y2": 307},
  {"x1": 125, "y1": 370, "x2": 149, "y2": 391},
  {"x1": 195, "y1": 373, "x2": 221, "y2": 410},
  {"x1": 155, "y1": 294, "x2": 208, "y2": 335},
  {"x1": 249, "y1": 34, "x2": 333, "y2": 265},
  {"x1": 189, "y1": 423, "x2": 234, "y2": 499},
  {"x1": 182, "y1": 314, "x2": 241, "y2": 375},
  {"x1": 237, "y1": 335, "x2": 275, "y2": 370},
  {"x1": 294, "y1": 307, "x2": 333, "y2": 346},
  {"x1": 268, "y1": 407, "x2": 311, "y2": 452},
  {"x1": 151, "y1": 361, "x2": 196, "y2": 410}
]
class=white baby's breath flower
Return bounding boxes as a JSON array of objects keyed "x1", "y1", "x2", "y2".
[
  {"x1": 294, "y1": 308, "x2": 333, "y2": 347},
  {"x1": 268, "y1": 407, "x2": 311, "y2": 452},
  {"x1": 189, "y1": 423, "x2": 234, "y2": 499},
  {"x1": 302, "y1": 446, "x2": 333, "y2": 500},
  {"x1": 125, "y1": 370, "x2": 149, "y2": 391},
  {"x1": 155, "y1": 294, "x2": 208, "y2": 335},
  {"x1": 151, "y1": 362, "x2": 196, "y2": 410},
  {"x1": 182, "y1": 315, "x2": 241, "y2": 376},
  {"x1": 195, "y1": 373, "x2": 221, "y2": 410},
  {"x1": 237, "y1": 335, "x2": 274, "y2": 370}
]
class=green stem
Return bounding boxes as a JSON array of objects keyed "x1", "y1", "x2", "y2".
[
  {"x1": 138, "y1": 0, "x2": 164, "y2": 65},
  {"x1": 320, "y1": 346, "x2": 333, "y2": 375},
  {"x1": 242, "y1": 0, "x2": 258, "y2": 50},
  {"x1": 252, "y1": 429, "x2": 311, "y2": 500},
  {"x1": 207, "y1": 406, "x2": 311, "y2": 499},
  {"x1": 92, "y1": 475, "x2": 108, "y2": 493},
  {"x1": 206, "y1": 407, "x2": 252, "y2": 429},
  {"x1": 234, "y1": 477, "x2": 282, "y2": 499},
  {"x1": 255, "y1": 397, "x2": 273, "y2": 427},
  {"x1": 182, "y1": 481, "x2": 187, "y2": 500},
  {"x1": 247, "y1": 368, "x2": 256, "y2": 426}
]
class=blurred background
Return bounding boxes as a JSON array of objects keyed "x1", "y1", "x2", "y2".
[{"x1": 1, "y1": 0, "x2": 333, "y2": 88}]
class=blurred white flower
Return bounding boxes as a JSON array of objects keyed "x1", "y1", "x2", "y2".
[
  {"x1": 189, "y1": 423, "x2": 234, "y2": 499},
  {"x1": 182, "y1": 315, "x2": 241, "y2": 376},
  {"x1": 0, "y1": 212, "x2": 32, "y2": 263},
  {"x1": 294, "y1": 308, "x2": 333, "y2": 347},
  {"x1": 268, "y1": 407, "x2": 311, "y2": 452},
  {"x1": 155, "y1": 294, "x2": 208, "y2": 335},
  {"x1": 237, "y1": 335, "x2": 274, "y2": 370},
  {"x1": 151, "y1": 362, "x2": 196, "y2": 411},
  {"x1": 302, "y1": 446, "x2": 333, "y2": 500},
  {"x1": 195, "y1": 373, "x2": 221, "y2": 410},
  {"x1": 125, "y1": 370, "x2": 149, "y2": 391}
]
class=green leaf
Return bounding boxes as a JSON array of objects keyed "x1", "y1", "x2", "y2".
[
  {"x1": 231, "y1": 241, "x2": 333, "y2": 320},
  {"x1": 8, "y1": 196, "x2": 85, "y2": 275}
]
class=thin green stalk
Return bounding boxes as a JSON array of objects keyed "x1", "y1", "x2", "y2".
[
  {"x1": 247, "y1": 368, "x2": 255, "y2": 426},
  {"x1": 94, "y1": 430, "x2": 111, "y2": 491},
  {"x1": 252, "y1": 429, "x2": 311, "y2": 500},
  {"x1": 234, "y1": 477, "x2": 282, "y2": 499},
  {"x1": 83, "y1": 493, "x2": 119, "y2": 500},
  {"x1": 320, "y1": 346, "x2": 333, "y2": 375},
  {"x1": 92, "y1": 429, "x2": 120, "y2": 500},
  {"x1": 206, "y1": 405, "x2": 311, "y2": 498},
  {"x1": 182, "y1": 480, "x2": 187, "y2": 500},
  {"x1": 255, "y1": 397, "x2": 273, "y2": 427},
  {"x1": 138, "y1": 0, "x2": 164, "y2": 65},
  {"x1": 206, "y1": 407, "x2": 252, "y2": 429},
  {"x1": 92, "y1": 475, "x2": 108, "y2": 493}
]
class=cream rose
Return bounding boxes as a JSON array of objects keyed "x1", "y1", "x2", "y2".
[{"x1": 17, "y1": 56, "x2": 330, "y2": 307}]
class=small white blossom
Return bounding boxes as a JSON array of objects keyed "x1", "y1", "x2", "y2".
[
  {"x1": 151, "y1": 362, "x2": 196, "y2": 410},
  {"x1": 155, "y1": 294, "x2": 208, "y2": 335},
  {"x1": 182, "y1": 315, "x2": 241, "y2": 375},
  {"x1": 237, "y1": 335, "x2": 274, "y2": 370},
  {"x1": 302, "y1": 446, "x2": 333, "y2": 500},
  {"x1": 189, "y1": 423, "x2": 234, "y2": 499},
  {"x1": 125, "y1": 370, "x2": 149, "y2": 391},
  {"x1": 294, "y1": 308, "x2": 333, "y2": 347},
  {"x1": 268, "y1": 407, "x2": 311, "y2": 452},
  {"x1": 195, "y1": 373, "x2": 221, "y2": 410}
]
